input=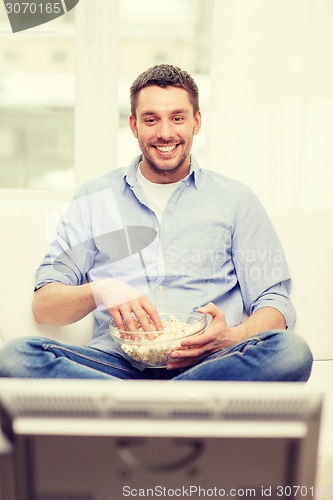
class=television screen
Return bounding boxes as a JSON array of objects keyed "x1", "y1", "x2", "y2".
[{"x1": 0, "y1": 380, "x2": 323, "y2": 500}]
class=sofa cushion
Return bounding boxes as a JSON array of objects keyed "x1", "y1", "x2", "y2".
[{"x1": 270, "y1": 209, "x2": 333, "y2": 360}]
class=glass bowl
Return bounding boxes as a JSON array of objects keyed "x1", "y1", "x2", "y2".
[{"x1": 109, "y1": 311, "x2": 207, "y2": 368}]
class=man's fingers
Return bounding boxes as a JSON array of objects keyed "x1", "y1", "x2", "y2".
[
  {"x1": 129, "y1": 305, "x2": 154, "y2": 332},
  {"x1": 198, "y1": 302, "x2": 226, "y2": 321},
  {"x1": 180, "y1": 330, "x2": 213, "y2": 348},
  {"x1": 143, "y1": 303, "x2": 163, "y2": 331},
  {"x1": 109, "y1": 299, "x2": 162, "y2": 333},
  {"x1": 166, "y1": 353, "x2": 206, "y2": 370},
  {"x1": 170, "y1": 340, "x2": 209, "y2": 359}
]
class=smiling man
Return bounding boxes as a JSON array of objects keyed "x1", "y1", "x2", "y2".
[
  {"x1": 0, "y1": 64, "x2": 313, "y2": 381},
  {"x1": 129, "y1": 84, "x2": 201, "y2": 183}
]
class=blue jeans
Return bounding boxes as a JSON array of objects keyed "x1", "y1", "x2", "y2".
[{"x1": 0, "y1": 331, "x2": 312, "y2": 381}]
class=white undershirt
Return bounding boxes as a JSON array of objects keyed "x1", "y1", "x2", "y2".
[{"x1": 136, "y1": 165, "x2": 182, "y2": 222}]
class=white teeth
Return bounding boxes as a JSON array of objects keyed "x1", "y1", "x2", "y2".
[{"x1": 156, "y1": 145, "x2": 176, "y2": 153}]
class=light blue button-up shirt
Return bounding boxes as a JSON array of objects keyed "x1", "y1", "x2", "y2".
[{"x1": 35, "y1": 155, "x2": 295, "y2": 353}]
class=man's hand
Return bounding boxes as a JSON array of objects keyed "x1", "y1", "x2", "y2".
[
  {"x1": 166, "y1": 303, "x2": 235, "y2": 370},
  {"x1": 90, "y1": 278, "x2": 162, "y2": 332},
  {"x1": 166, "y1": 302, "x2": 287, "y2": 370}
]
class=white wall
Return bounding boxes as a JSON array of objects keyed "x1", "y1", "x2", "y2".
[{"x1": 206, "y1": 0, "x2": 333, "y2": 212}]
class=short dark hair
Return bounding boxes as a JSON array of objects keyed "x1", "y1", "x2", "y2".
[{"x1": 130, "y1": 64, "x2": 199, "y2": 118}]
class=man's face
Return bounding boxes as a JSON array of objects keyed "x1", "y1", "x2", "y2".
[{"x1": 129, "y1": 85, "x2": 201, "y2": 183}]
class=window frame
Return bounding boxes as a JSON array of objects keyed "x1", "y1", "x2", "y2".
[{"x1": 74, "y1": 0, "x2": 120, "y2": 187}]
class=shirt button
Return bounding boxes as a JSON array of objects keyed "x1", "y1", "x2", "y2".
[{"x1": 158, "y1": 285, "x2": 165, "y2": 291}]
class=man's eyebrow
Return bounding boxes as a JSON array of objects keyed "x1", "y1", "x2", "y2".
[
  {"x1": 171, "y1": 108, "x2": 189, "y2": 115},
  {"x1": 140, "y1": 111, "x2": 157, "y2": 118}
]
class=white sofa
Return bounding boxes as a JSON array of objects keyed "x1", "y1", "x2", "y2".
[
  {"x1": 0, "y1": 190, "x2": 92, "y2": 347},
  {"x1": 0, "y1": 190, "x2": 332, "y2": 495}
]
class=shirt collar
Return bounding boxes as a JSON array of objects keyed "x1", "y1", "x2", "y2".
[{"x1": 124, "y1": 154, "x2": 202, "y2": 190}]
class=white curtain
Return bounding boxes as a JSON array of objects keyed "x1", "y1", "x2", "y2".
[{"x1": 206, "y1": 0, "x2": 333, "y2": 211}]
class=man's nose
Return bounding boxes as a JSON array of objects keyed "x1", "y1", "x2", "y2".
[{"x1": 156, "y1": 120, "x2": 173, "y2": 141}]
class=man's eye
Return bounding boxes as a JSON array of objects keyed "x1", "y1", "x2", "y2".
[
  {"x1": 173, "y1": 116, "x2": 184, "y2": 122},
  {"x1": 145, "y1": 118, "x2": 157, "y2": 124}
]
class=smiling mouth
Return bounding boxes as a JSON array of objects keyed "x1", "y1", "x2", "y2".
[{"x1": 154, "y1": 144, "x2": 179, "y2": 154}]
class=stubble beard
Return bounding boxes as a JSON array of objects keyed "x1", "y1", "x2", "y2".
[
  {"x1": 144, "y1": 150, "x2": 190, "y2": 178},
  {"x1": 140, "y1": 134, "x2": 194, "y2": 180}
]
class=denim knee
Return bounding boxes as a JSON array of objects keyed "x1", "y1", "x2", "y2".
[
  {"x1": 277, "y1": 331, "x2": 313, "y2": 381},
  {"x1": 0, "y1": 336, "x2": 45, "y2": 378},
  {"x1": 174, "y1": 330, "x2": 314, "y2": 382}
]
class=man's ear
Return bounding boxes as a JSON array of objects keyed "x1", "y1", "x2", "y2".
[
  {"x1": 129, "y1": 115, "x2": 138, "y2": 138},
  {"x1": 193, "y1": 110, "x2": 202, "y2": 136}
]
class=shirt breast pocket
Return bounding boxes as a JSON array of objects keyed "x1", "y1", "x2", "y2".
[{"x1": 169, "y1": 223, "x2": 232, "y2": 280}]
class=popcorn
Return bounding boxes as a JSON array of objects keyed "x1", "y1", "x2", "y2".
[{"x1": 112, "y1": 315, "x2": 203, "y2": 367}]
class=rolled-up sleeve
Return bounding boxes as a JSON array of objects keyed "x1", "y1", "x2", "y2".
[{"x1": 232, "y1": 188, "x2": 296, "y2": 329}]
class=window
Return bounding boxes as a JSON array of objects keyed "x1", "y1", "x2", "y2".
[
  {"x1": 117, "y1": 0, "x2": 214, "y2": 167},
  {"x1": 0, "y1": 0, "x2": 214, "y2": 190},
  {"x1": 0, "y1": 5, "x2": 76, "y2": 190}
]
